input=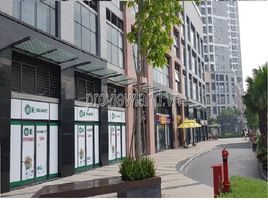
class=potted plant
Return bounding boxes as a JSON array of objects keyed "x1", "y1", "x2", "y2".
[{"x1": 118, "y1": 156, "x2": 161, "y2": 198}]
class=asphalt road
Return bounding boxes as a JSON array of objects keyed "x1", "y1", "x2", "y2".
[{"x1": 178, "y1": 140, "x2": 262, "y2": 187}]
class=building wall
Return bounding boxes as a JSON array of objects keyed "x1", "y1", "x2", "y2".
[{"x1": 200, "y1": 0, "x2": 243, "y2": 118}]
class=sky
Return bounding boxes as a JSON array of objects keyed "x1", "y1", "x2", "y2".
[{"x1": 238, "y1": 0, "x2": 268, "y2": 91}]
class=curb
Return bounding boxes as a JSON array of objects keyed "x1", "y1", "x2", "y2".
[
  {"x1": 179, "y1": 149, "x2": 210, "y2": 172},
  {"x1": 259, "y1": 162, "x2": 268, "y2": 181}
]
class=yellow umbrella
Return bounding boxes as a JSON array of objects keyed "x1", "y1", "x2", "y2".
[
  {"x1": 178, "y1": 119, "x2": 202, "y2": 146},
  {"x1": 178, "y1": 119, "x2": 201, "y2": 128}
]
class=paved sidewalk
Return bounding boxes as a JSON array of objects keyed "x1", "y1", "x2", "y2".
[{"x1": 1, "y1": 138, "x2": 247, "y2": 198}]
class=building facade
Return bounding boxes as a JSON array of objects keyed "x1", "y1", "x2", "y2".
[
  {"x1": 0, "y1": 0, "x2": 207, "y2": 193},
  {"x1": 199, "y1": 0, "x2": 244, "y2": 118}
]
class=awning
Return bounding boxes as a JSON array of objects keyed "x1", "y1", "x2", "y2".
[
  {"x1": 13, "y1": 37, "x2": 78, "y2": 64},
  {"x1": 75, "y1": 62, "x2": 136, "y2": 86}
]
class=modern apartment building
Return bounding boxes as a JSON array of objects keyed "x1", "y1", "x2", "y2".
[
  {"x1": 0, "y1": 0, "x2": 207, "y2": 193},
  {"x1": 199, "y1": 0, "x2": 244, "y2": 118},
  {"x1": 182, "y1": 1, "x2": 208, "y2": 144}
]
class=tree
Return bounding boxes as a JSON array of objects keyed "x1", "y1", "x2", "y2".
[
  {"x1": 243, "y1": 63, "x2": 267, "y2": 147},
  {"x1": 208, "y1": 117, "x2": 217, "y2": 125},
  {"x1": 127, "y1": 0, "x2": 198, "y2": 160},
  {"x1": 244, "y1": 108, "x2": 259, "y2": 130},
  {"x1": 217, "y1": 107, "x2": 241, "y2": 134}
]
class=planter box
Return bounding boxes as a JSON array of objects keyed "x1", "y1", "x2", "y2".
[
  {"x1": 32, "y1": 176, "x2": 161, "y2": 198},
  {"x1": 117, "y1": 176, "x2": 161, "y2": 198}
]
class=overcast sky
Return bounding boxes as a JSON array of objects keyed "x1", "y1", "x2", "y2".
[{"x1": 238, "y1": 0, "x2": 268, "y2": 90}]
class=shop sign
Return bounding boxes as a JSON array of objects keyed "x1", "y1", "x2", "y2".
[
  {"x1": 155, "y1": 114, "x2": 171, "y2": 125},
  {"x1": 76, "y1": 107, "x2": 98, "y2": 121},
  {"x1": 22, "y1": 100, "x2": 49, "y2": 120},
  {"x1": 108, "y1": 110, "x2": 125, "y2": 123}
]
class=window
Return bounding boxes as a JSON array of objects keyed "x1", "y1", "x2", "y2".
[
  {"x1": 219, "y1": 83, "x2": 225, "y2": 93},
  {"x1": 193, "y1": 83, "x2": 197, "y2": 100},
  {"x1": 208, "y1": 26, "x2": 213, "y2": 33},
  {"x1": 11, "y1": 52, "x2": 60, "y2": 98},
  {"x1": 206, "y1": 83, "x2": 210, "y2": 93},
  {"x1": 74, "y1": 2, "x2": 97, "y2": 55},
  {"x1": 206, "y1": 95, "x2": 210, "y2": 105},
  {"x1": 213, "y1": 107, "x2": 217, "y2": 114},
  {"x1": 209, "y1": 36, "x2": 213, "y2": 42},
  {"x1": 153, "y1": 58, "x2": 170, "y2": 87},
  {"x1": 107, "y1": 24, "x2": 124, "y2": 68},
  {"x1": 208, "y1": 8, "x2": 212, "y2": 14},
  {"x1": 208, "y1": 17, "x2": 212, "y2": 24},
  {"x1": 220, "y1": 95, "x2": 225, "y2": 104},
  {"x1": 76, "y1": 72, "x2": 100, "y2": 103},
  {"x1": 175, "y1": 63, "x2": 181, "y2": 93},
  {"x1": 173, "y1": 29, "x2": 180, "y2": 58},
  {"x1": 13, "y1": 0, "x2": 56, "y2": 35},
  {"x1": 106, "y1": 9, "x2": 123, "y2": 31},
  {"x1": 212, "y1": 82, "x2": 215, "y2": 90},
  {"x1": 188, "y1": 48, "x2": 191, "y2": 69}
]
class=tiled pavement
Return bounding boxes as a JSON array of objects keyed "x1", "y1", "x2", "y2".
[{"x1": 1, "y1": 138, "x2": 246, "y2": 198}]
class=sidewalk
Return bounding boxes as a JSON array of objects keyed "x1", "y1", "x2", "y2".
[{"x1": 1, "y1": 138, "x2": 246, "y2": 198}]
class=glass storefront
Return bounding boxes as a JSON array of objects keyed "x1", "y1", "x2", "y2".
[{"x1": 155, "y1": 113, "x2": 172, "y2": 152}]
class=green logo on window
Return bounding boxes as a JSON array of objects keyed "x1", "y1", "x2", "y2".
[
  {"x1": 24, "y1": 128, "x2": 33, "y2": 136},
  {"x1": 25, "y1": 104, "x2": 31, "y2": 115}
]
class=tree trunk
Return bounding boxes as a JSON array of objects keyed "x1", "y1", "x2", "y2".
[{"x1": 134, "y1": 0, "x2": 143, "y2": 160}]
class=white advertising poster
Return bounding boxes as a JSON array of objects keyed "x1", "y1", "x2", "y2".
[
  {"x1": 49, "y1": 125, "x2": 58, "y2": 175},
  {"x1": 11, "y1": 99, "x2": 22, "y2": 119},
  {"x1": 78, "y1": 126, "x2": 86, "y2": 167},
  {"x1": 86, "y1": 126, "x2": 93, "y2": 166},
  {"x1": 22, "y1": 100, "x2": 49, "y2": 120},
  {"x1": 75, "y1": 125, "x2": 78, "y2": 168},
  {"x1": 49, "y1": 103, "x2": 58, "y2": 120},
  {"x1": 109, "y1": 126, "x2": 116, "y2": 160},
  {"x1": 116, "y1": 126, "x2": 121, "y2": 159},
  {"x1": 22, "y1": 125, "x2": 35, "y2": 181},
  {"x1": 122, "y1": 126, "x2": 126, "y2": 158},
  {"x1": 94, "y1": 126, "x2": 99, "y2": 164},
  {"x1": 76, "y1": 107, "x2": 98, "y2": 121},
  {"x1": 36, "y1": 125, "x2": 47, "y2": 178},
  {"x1": 10, "y1": 125, "x2": 21, "y2": 183}
]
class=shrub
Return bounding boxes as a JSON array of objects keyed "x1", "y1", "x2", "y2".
[
  {"x1": 119, "y1": 157, "x2": 156, "y2": 181},
  {"x1": 220, "y1": 176, "x2": 268, "y2": 198}
]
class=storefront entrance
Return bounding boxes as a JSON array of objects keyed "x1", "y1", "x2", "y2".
[
  {"x1": 74, "y1": 106, "x2": 99, "y2": 172},
  {"x1": 108, "y1": 110, "x2": 126, "y2": 162},
  {"x1": 75, "y1": 123, "x2": 99, "y2": 171},
  {"x1": 10, "y1": 99, "x2": 58, "y2": 188},
  {"x1": 155, "y1": 113, "x2": 171, "y2": 152}
]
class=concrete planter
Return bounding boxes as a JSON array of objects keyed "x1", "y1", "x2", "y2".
[{"x1": 117, "y1": 176, "x2": 161, "y2": 198}]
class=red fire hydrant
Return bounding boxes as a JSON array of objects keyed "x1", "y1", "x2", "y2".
[
  {"x1": 211, "y1": 164, "x2": 223, "y2": 197},
  {"x1": 222, "y1": 148, "x2": 230, "y2": 192}
]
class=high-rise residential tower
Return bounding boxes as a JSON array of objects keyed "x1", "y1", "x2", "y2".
[{"x1": 200, "y1": 0, "x2": 244, "y2": 118}]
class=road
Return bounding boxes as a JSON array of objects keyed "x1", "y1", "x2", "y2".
[{"x1": 178, "y1": 139, "x2": 262, "y2": 187}]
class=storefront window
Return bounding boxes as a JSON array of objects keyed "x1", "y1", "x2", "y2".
[
  {"x1": 74, "y1": 2, "x2": 97, "y2": 55},
  {"x1": 13, "y1": 0, "x2": 56, "y2": 36}
]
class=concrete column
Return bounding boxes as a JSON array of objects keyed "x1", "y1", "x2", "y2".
[
  {"x1": 59, "y1": 68, "x2": 75, "y2": 177},
  {"x1": 99, "y1": 79, "x2": 109, "y2": 166},
  {"x1": 0, "y1": 49, "x2": 12, "y2": 193}
]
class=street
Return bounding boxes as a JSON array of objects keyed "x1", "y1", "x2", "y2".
[{"x1": 179, "y1": 139, "x2": 262, "y2": 187}]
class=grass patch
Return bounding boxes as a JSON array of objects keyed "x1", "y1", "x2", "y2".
[{"x1": 220, "y1": 176, "x2": 268, "y2": 198}]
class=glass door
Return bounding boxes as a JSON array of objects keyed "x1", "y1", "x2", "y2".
[{"x1": 21, "y1": 125, "x2": 35, "y2": 182}]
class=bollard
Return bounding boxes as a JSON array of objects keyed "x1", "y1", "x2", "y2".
[
  {"x1": 211, "y1": 164, "x2": 223, "y2": 197},
  {"x1": 222, "y1": 148, "x2": 230, "y2": 192}
]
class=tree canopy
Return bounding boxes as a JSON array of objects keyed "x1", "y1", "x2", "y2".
[{"x1": 243, "y1": 63, "x2": 267, "y2": 146}]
